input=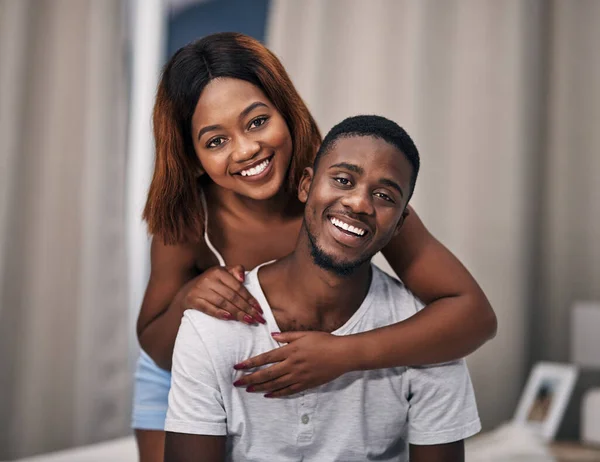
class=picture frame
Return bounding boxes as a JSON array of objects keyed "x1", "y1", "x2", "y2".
[{"x1": 513, "y1": 362, "x2": 578, "y2": 441}]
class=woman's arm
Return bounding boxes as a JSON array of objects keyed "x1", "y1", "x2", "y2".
[
  {"x1": 137, "y1": 238, "x2": 264, "y2": 370},
  {"x1": 352, "y1": 206, "x2": 497, "y2": 368},
  {"x1": 136, "y1": 239, "x2": 201, "y2": 370}
]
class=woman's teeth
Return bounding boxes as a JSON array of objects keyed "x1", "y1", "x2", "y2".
[
  {"x1": 240, "y1": 158, "x2": 270, "y2": 177},
  {"x1": 330, "y1": 217, "x2": 366, "y2": 236}
]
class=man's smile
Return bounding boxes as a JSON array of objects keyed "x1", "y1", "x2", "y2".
[{"x1": 325, "y1": 213, "x2": 372, "y2": 248}]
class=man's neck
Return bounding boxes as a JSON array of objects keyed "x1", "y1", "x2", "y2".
[{"x1": 258, "y1": 231, "x2": 372, "y2": 333}]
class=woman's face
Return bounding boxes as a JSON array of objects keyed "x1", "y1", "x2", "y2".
[{"x1": 191, "y1": 77, "x2": 293, "y2": 201}]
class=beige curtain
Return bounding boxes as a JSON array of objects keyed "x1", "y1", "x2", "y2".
[
  {"x1": 267, "y1": 0, "x2": 600, "y2": 431},
  {"x1": 0, "y1": 0, "x2": 131, "y2": 458}
]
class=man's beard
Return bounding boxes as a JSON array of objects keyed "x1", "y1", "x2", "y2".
[{"x1": 306, "y1": 223, "x2": 371, "y2": 277}]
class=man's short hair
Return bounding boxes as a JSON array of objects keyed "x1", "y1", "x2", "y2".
[{"x1": 314, "y1": 115, "x2": 420, "y2": 198}]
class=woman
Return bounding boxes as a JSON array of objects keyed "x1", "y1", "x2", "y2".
[{"x1": 134, "y1": 32, "x2": 496, "y2": 461}]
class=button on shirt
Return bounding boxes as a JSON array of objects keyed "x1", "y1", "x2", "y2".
[{"x1": 165, "y1": 264, "x2": 481, "y2": 461}]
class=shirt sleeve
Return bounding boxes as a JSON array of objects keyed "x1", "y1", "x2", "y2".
[
  {"x1": 164, "y1": 312, "x2": 227, "y2": 436},
  {"x1": 405, "y1": 359, "x2": 482, "y2": 445}
]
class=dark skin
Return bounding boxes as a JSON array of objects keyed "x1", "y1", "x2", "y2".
[
  {"x1": 137, "y1": 78, "x2": 494, "y2": 461},
  {"x1": 164, "y1": 434, "x2": 224, "y2": 462},
  {"x1": 164, "y1": 135, "x2": 466, "y2": 462},
  {"x1": 411, "y1": 442, "x2": 465, "y2": 461}
]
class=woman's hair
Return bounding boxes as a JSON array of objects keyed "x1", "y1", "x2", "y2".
[{"x1": 144, "y1": 32, "x2": 322, "y2": 244}]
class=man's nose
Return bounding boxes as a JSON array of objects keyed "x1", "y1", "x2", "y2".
[
  {"x1": 231, "y1": 136, "x2": 260, "y2": 162},
  {"x1": 340, "y1": 189, "x2": 374, "y2": 215}
]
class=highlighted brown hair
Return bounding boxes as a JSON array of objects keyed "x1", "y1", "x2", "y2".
[{"x1": 143, "y1": 32, "x2": 322, "y2": 244}]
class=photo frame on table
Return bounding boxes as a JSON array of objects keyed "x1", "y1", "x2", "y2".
[{"x1": 513, "y1": 362, "x2": 578, "y2": 441}]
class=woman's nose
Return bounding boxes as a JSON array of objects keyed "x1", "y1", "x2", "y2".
[{"x1": 232, "y1": 136, "x2": 260, "y2": 162}]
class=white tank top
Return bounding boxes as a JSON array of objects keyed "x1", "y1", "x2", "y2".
[{"x1": 200, "y1": 189, "x2": 226, "y2": 267}]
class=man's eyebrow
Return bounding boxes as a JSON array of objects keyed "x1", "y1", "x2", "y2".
[
  {"x1": 328, "y1": 162, "x2": 364, "y2": 175},
  {"x1": 379, "y1": 177, "x2": 404, "y2": 198},
  {"x1": 197, "y1": 102, "x2": 269, "y2": 141}
]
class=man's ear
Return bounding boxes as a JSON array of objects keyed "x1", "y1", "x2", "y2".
[
  {"x1": 393, "y1": 207, "x2": 411, "y2": 237},
  {"x1": 297, "y1": 167, "x2": 314, "y2": 203}
]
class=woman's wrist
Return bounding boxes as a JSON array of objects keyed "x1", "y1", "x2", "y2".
[{"x1": 338, "y1": 333, "x2": 375, "y2": 373}]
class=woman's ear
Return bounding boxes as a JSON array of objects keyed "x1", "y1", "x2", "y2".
[
  {"x1": 297, "y1": 167, "x2": 314, "y2": 203},
  {"x1": 195, "y1": 160, "x2": 205, "y2": 177}
]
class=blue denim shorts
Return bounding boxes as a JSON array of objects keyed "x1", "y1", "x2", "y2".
[{"x1": 131, "y1": 350, "x2": 172, "y2": 430}]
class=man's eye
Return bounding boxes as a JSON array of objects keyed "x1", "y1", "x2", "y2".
[
  {"x1": 207, "y1": 137, "x2": 225, "y2": 148},
  {"x1": 249, "y1": 116, "x2": 268, "y2": 129},
  {"x1": 334, "y1": 177, "x2": 351, "y2": 185},
  {"x1": 375, "y1": 192, "x2": 393, "y2": 202}
]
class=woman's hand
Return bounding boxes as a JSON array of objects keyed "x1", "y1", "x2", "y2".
[
  {"x1": 183, "y1": 266, "x2": 265, "y2": 325},
  {"x1": 232, "y1": 332, "x2": 352, "y2": 397}
]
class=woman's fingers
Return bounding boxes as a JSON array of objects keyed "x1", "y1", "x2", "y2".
[
  {"x1": 185, "y1": 266, "x2": 265, "y2": 324},
  {"x1": 185, "y1": 297, "x2": 235, "y2": 321},
  {"x1": 234, "y1": 344, "x2": 288, "y2": 370},
  {"x1": 225, "y1": 264, "x2": 245, "y2": 283},
  {"x1": 264, "y1": 383, "x2": 304, "y2": 398},
  {"x1": 188, "y1": 290, "x2": 264, "y2": 325},
  {"x1": 233, "y1": 362, "x2": 290, "y2": 391},
  {"x1": 210, "y1": 283, "x2": 265, "y2": 324},
  {"x1": 245, "y1": 374, "x2": 294, "y2": 394},
  {"x1": 218, "y1": 269, "x2": 262, "y2": 310}
]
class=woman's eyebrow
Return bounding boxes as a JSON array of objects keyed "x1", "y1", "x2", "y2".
[
  {"x1": 197, "y1": 102, "x2": 269, "y2": 140},
  {"x1": 239, "y1": 101, "x2": 268, "y2": 120},
  {"x1": 197, "y1": 124, "x2": 221, "y2": 140}
]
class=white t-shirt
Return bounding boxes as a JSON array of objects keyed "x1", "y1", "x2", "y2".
[{"x1": 165, "y1": 264, "x2": 481, "y2": 461}]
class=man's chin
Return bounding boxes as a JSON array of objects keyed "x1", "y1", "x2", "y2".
[{"x1": 310, "y1": 246, "x2": 365, "y2": 277}]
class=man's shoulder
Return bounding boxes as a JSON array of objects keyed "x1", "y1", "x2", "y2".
[
  {"x1": 371, "y1": 264, "x2": 425, "y2": 312},
  {"x1": 181, "y1": 309, "x2": 251, "y2": 347}
]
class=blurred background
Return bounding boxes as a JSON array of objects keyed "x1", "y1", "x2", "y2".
[{"x1": 1, "y1": 0, "x2": 599, "y2": 459}]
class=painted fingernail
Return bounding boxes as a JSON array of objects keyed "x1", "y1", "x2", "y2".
[
  {"x1": 243, "y1": 314, "x2": 255, "y2": 324},
  {"x1": 233, "y1": 363, "x2": 246, "y2": 370},
  {"x1": 252, "y1": 301, "x2": 263, "y2": 314},
  {"x1": 264, "y1": 393, "x2": 273, "y2": 398},
  {"x1": 271, "y1": 332, "x2": 281, "y2": 337},
  {"x1": 246, "y1": 386, "x2": 255, "y2": 392},
  {"x1": 255, "y1": 314, "x2": 266, "y2": 324},
  {"x1": 233, "y1": 380, "x2": 244, "y2": 387},
  {"x1": 222, "y1": 312, "x2": 234, "y2": 320}
]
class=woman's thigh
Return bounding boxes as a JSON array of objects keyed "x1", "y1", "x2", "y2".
[{"x1": 131, "y1": 350, "x2": 171, "y2": 430}]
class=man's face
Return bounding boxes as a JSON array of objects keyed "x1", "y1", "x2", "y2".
[{"x1": 299, "y1": 135, "x2": 413, "y2": 276}]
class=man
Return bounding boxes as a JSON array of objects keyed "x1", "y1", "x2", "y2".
[{"x1": 164, "y1": 115, "x2": 481, "y2": 461}]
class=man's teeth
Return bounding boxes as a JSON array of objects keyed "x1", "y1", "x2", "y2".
[
  {"x1": 330, "y1": 217, "x2": 366, "y2": 236},
  {"x1": 240, "y1": 158, "x2": 270, "y2": 177}
]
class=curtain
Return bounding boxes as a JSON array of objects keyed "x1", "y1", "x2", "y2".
[
  {"x1": 0, "y1": 0, "x2": 131, "y2": 458},
  {"x1": 266, "y1": 0, "x2": 600, "y2": 432}
]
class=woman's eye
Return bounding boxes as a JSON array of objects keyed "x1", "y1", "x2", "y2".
[
  {"x1": 207, "y1": 137, "x2": 225, "y2": 148},
  {"x1": 334, "y1": 177, "x2": 351, "y2": 186},
  {"x1": 375, "y1": 192, "x2": 393, "y2": 202},
  {"x1": 249, "y1": 116, "x2": 268, "y2": 129}
]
